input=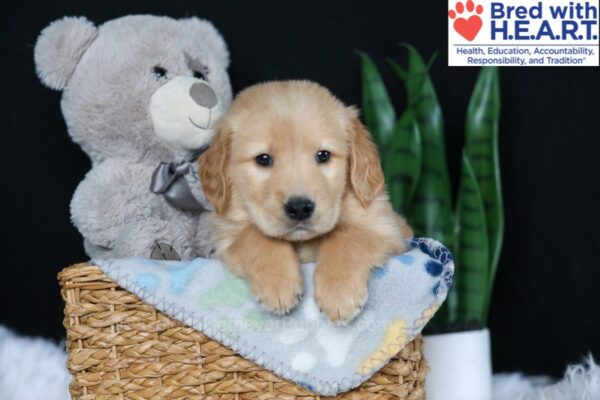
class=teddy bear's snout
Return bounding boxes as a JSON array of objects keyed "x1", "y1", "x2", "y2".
[
  {"x1": 149, "y1": 75, "x2": 224, "y2": 151},
  {"x1": 189, "y1": 82, "x2": 218, "y2": 109}
]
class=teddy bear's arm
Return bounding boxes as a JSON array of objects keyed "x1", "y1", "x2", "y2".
[
  {"x1": 71, "y1": 160, "x2": 200, "y2": 260},
  {"x1": 70, "y1": 160, "x2": 153, "y2": 250}
]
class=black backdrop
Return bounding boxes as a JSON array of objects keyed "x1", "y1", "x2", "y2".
[{"x1": 1, "y1": 0, "x2": 599, "y2": 377}]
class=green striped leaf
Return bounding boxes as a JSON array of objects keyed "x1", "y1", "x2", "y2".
[
  {"x1": 455, "y1": 153, "x2": 489, "y2": 323},
  {"x1": 394, "y1": 45, "x2": 454, "y2": 247},
  {"x1": 465, "y1": 67, "x2": 503, "y2": 322},
  {"x1": 356, "y1": 50, "x2": 396, "y2": 149},
  {"x1": 384, "y1": 108, "x2": 422, "y2": 214}
]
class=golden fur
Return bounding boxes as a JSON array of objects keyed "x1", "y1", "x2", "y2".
[{"x1": 199, "y1": 81, "x2": 412, "y2": 324}]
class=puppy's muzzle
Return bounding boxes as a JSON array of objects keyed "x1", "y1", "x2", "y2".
[{"x1": 284, "y1": 196, "x2": 315, "y2": 221}]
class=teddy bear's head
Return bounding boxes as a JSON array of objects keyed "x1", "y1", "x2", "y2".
[{"x1": 34, "y1": 15, "x2": 232, "y2": 162}]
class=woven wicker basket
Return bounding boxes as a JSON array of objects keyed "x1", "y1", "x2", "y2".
[{"x1": 58, "y1": 263, "x2": 428, "y2": 399}]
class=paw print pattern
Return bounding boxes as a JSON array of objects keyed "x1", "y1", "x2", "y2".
[
  {"x1": 410, "y1": 237, "x2": 453, "y2": 268},
  {"x1": 409, "y1": 237, "x2": 454, "y2": 298},
  {"x1": 449, "y1": 0, "x2": 484, "y2": 41}
]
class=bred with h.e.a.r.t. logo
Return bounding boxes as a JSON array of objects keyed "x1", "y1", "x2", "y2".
[
  {"x1": 448, "y1": 0, "x2": 599, "y2": 66},
  {"x1": 449, "y1": 1, "x2": 485, "y2": 41}
]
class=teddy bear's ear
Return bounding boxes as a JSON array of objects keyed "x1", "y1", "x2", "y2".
[
  {"x1": 180, "y1": 17, "x2": 230, "y2": 68},
  {"x1": 34, "y1": 16, "x2": 98, "y2": 90}
]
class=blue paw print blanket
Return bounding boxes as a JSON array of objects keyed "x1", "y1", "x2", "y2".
[{"x1": 94, "y1": 237, "x2": 453, "y2": 396}]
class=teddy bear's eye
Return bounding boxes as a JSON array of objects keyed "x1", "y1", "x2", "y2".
[
  {"x1": 193, "y1": 70, "x2": 208, "y2": 81},
  {"x1": 152, "y1": 66, "x2": 168, "y2": 79}
]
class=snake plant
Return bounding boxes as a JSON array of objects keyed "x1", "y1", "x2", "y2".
[{"x1": 358, "y1": 47, "x2": 503, "y2": 326}]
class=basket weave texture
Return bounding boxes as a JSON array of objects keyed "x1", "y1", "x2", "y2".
[{"x1": 59, "y1": 263, "x2": 428, "y2": 399}]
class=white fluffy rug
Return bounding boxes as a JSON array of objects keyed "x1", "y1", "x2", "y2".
[
  {"x1": 0, "y1": 326, "x2": 70, "y2": 400},
  {"x1": 492, "y1": 357, "x2": 600, "y2": 400},
  {"x1": 0, "y1": 325, "x2": 598, "y2": 400}
]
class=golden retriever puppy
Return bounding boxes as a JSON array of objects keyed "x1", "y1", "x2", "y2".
[{"x1": 199, "y1": 81, "x2": 412, "y2": 324}]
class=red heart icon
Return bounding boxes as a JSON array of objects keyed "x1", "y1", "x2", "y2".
[{"x1": 453, "y1": 15, "x2": 482, "y2": 41}]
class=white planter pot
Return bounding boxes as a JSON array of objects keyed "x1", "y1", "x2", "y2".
[{"x1": 423, "y1": 328, "x2": 492, "y2": 400}]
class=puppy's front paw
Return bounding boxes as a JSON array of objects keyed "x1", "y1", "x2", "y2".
[
  {"x1": 250, "y1": 265, "x2": 303, "y2": 315},
  {"x1": 314, "y1": 269, "x2": 368, "y2": 325}
]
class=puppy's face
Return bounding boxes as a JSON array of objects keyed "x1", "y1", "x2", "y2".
[
  {"x1": 200, "y1": 81, "x2": 384, "y2": 241},
  {"x1": 228, "y1": 97, "x2": 349, "y2": 241}
]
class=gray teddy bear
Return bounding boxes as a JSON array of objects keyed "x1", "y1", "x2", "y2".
[{"x1": 34, "y1": 15, "x2": 232, "y2": 260}]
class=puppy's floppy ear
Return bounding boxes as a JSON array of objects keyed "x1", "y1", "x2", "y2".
[
  {"x1": 198, "y1": 124, "x2": 232, "y2": 214},
  {"x1": 347, "y1": 108, "x2": 385, "y2": 208}
]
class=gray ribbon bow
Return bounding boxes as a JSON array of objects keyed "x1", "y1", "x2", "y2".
[{"x1": 150, "y1": 161, "x2": 205, "y2": 211}]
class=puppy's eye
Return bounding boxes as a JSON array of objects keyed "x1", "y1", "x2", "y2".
[
  {"x1": 193, "y1": 70, "x2": 207, "y2": 80},
  {"x1": 316, "y1": 150, "x2": 331, "y2": 164},
  {"x1": 152, "y1": 66, "x2": 168, "y2": 79},
  {"x1": 255, "y1": 154, "x2": 273, "y2": 167}
]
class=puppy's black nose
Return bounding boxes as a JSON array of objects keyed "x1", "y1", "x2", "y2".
[{"x1": 284, "y1": 197, "x2": 315, "y2": 221}]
